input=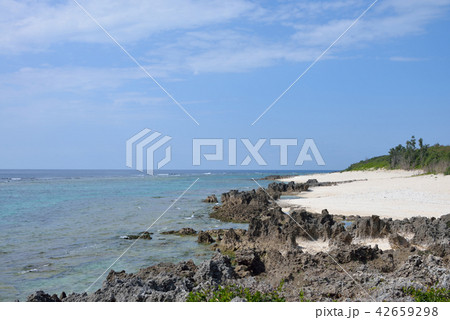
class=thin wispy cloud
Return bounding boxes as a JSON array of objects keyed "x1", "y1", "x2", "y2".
[
  {"x1": 389, "y1": 56, "x2": 426, "y2": 62},
  {"x1": 0, "y1": 0, "x2": 448, "y2": 115},
  {"x1": 0, "y1": 1, "x2": 449, "y2": 169},
  {"x1": 0, "y1": 67, "x2": 145, "y2": 93},
  {"x1": 1, "y1": 0, "x2": 449, "y2": 73},
  {"x1": 153, "y1": 0, "x2": 448, "y2": 73},
  {"x1": 0, "y1": 0, "x2": 255, "y2": 53},
  {"x1": 0, "y1": 0, "x2": 448, "y2": 130}
]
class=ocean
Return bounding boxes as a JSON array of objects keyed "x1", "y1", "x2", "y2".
[{"x1": 0, "y1": 169, "x2": 329, "y2": 301}]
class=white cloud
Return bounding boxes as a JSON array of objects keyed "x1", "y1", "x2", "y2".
[
  {"x1": 0, "y1": 0, "x2": 255, "y2": 53},
  {"x1": 389, "y1": 56, "x2": 426, "y2": 62},
  {"x1": 0, "y1": 65, "x2": 175, "y2": 125},
  {"x1": 0, "y1": 0, "x2": 449, "y2": 74},
  {"x1": 147, "y1": 30, "x2": 321, "y2": 74},
  {"x1": 143, "y1": 0, "x2": 450, "y2": 74},
  {"x1": 291, "y1": 0, "x2": 450, "y2": 48},
  {"x1": 0, "y1": 62, "x2": 209, "y2": 122},
  {"x1": 0, "y1": 66, "x2": 155, "y2": 103}
]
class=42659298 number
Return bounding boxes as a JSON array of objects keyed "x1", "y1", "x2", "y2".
[{"x1": 376, "y1": 306, "x2": 438, "y2": 317}]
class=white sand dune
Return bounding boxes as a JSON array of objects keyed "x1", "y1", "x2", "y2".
[{"x1": 277, "y1": 170, "x2": 450, "y2": 219}]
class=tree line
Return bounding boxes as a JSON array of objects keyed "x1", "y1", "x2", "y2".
[
  {"x1": 389, "y1": 136, "x2": 449, "y2": 173},
  {"x1": 346, "y1": 136, "x2": 450, "y2": 174}
]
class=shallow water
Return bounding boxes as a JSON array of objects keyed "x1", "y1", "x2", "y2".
[
  {"x1": 279, "y1": 195, "x2": 301, "y2": 200},
  {"x1": 0, "y1": 169, "x2": 326, "y2": 301}
]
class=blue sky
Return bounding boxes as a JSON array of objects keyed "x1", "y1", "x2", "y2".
[{"x1": 0, "y1": 0, "x2": 449, "y2": 170}]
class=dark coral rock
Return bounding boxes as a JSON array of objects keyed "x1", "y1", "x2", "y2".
[
  {"x1": 161, "y1": 228, "x2": 197, "y2": 236},
  {"x1": 27, "y1": 291, "x2": 60, "y2": 302},
  {"x1": 197, "y1": 231, "x2": 215, "y2": 244},
  {"x1": 202, "y1": 194, "x2": 218, "y2": 203},
  {"x1": 123, "y1": 231, "x2": 152, "y2": 240}
]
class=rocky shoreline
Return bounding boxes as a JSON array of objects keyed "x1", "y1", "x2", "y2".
[{"x1": 28, "y1": 179, "x2": 449, "y2": 302}]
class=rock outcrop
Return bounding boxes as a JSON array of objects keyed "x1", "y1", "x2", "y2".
[
  {"x1": 28, "y1": 181, "x2": 450, "y2": 302},
  {"x1": 266, "y1": 181, "x2": 309, "y2": 198},
  {"x1": 197, "y1": 231, "x2": 215, "y2": 244},
  {"x1": 35, "y1": 254, "x2": 234, "y2": 302},
  {"x1": 210, "y1": 188, "x2": 272, "y2": 223},
  {"x1": 202, "y1": 195, "x2": 218, "y2": 203},
  {"x1": 161, "y1": 228, "x2": 197, "y2": 236},
  {"x1": 122, "y1": 231, "x2": 152, "y2": 240}
]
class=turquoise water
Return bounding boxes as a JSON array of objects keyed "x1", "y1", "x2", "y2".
[{"x1": 0, "y1": 169, "x2": 326, "y2": 301}]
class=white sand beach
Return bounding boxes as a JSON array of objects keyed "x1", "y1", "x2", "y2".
[{"x1": 277, "y1": 170, "x2": 450, "y2": 220}]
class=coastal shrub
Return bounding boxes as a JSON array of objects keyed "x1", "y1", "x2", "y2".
[
  {"x1": 345, "y1": 137, "x2": 450, "y2": 174},
  {"x1": 186, "y1": 281, "x2": 286, "y2": 302},
  {"x1": 403, "y1": 286, "x2": 450, "y2": 302},
  {"x1": 345, "y1": 155, "x2": 390, "y2": 171}
]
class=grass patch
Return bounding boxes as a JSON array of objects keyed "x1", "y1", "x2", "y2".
[
  {"x1": 345, "y1": 155, "x2": 390, "y2": 171},
  {"x1": 403, "y1": 286, "x2": 450, "y2": 302},
  {"x1": 186, "y1": 281, "x2": 286, "y2": 302},
  {"x1": 299, "y1": 290, "x2": 310, "y2": 302},
  {"x1": 221, "y1": 250, "x2": 237, "y2": 265}
]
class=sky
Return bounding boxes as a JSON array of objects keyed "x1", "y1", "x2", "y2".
[{"x1": 0, "y1": 0, "x2": 449, "y2": 171}]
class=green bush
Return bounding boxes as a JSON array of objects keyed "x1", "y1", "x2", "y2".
[
  {"x1": 186, "y1": 282, "x2": 286, "y2": 302},
  {"x1": 403, "y1": 286, "x2": 450, "y2": 302},
  {"x1": 345, "y1": 137, "x2": 450, "y2": 174},
  {"x1": 345, "y1": 155, "x2": 390, "y2": 171}
]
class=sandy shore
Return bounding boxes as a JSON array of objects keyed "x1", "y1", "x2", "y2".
[{"x1": 277, "y1": 170, "x2": 450, "y2": 219}]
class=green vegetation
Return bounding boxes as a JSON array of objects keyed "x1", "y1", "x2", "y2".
[
  {"x1": 345, "y1": 137, "x2": 450, "y2": 174},
  {"x1": 299, "y1": 290, "x2": 310, "y2": 302},
  {"x1": 403, "y1": 286, "x2": 450, "y2": 302},
  {"x1": 186, "y1": 281, "x2": 286, "y2": 302},
  {"x1": 345, "y1": 155, "x2": 390, "y2": 171},
  {"x1": 221, "y1": 250, "x2": 236, "y2": 263}
]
